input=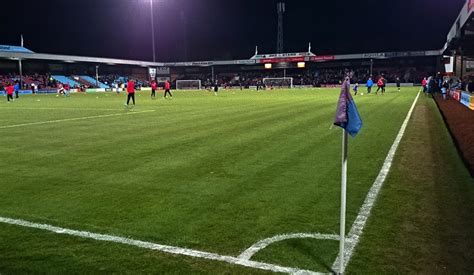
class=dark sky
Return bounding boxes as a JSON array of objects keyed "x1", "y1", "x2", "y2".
[{"x1": 0, "y1": 0, "x2": 467, "y2": 62}]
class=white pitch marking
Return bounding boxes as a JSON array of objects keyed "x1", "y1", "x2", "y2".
[
  {"x1": 239, "y1": 233, "x2": 340, "y2": 260},
  {"x1": 0, "y1": 110, "x2": 155, "y2": 129},
  {"x1": 0, "y1": 216, "x2": 323, "y2": 275},
  {"x1": 0, "y1": 107, "x2": 128, "y2": 111},
  {"x1": 331, "y1": 91, "x2": 421, "y2": 273}
]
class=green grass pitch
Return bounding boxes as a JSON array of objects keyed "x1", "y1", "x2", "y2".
[{"x1": 0, "y1": 88, "x2": 427, "y2": 273}]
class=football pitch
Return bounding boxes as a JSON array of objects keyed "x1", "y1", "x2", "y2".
[{"x1": 0, "y1": 88, "x2": 421, "y2": 273}]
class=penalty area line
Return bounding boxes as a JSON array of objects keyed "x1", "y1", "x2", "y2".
[
  {"x1": 0, "y1": 110, "x2": 155, "y2": 129},
  {"x1": 0, "y1": 216, "x2": 323, "y2": 274}
]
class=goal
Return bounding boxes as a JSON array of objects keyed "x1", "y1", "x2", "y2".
[
  {"x1": 262, "y1": 77, "x2": 293, "y2": 89},
  {"x1": 176, "y1": 80, "x2": 202, "y2": 90}
]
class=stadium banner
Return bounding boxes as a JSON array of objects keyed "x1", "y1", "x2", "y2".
[
  {"x1": 310, "y1": 55, "x2": 336, "y2": 61},
  {"x1": 38, "y1": 89, "x2": 60, "y2": 94},
  {"x1": 85, "y1": 88, "x2": 106, "y2": 93},
  {"x1": 156, "y1": 67, "x2": 170, "y2": 75},
  {"x1": 450, "y1": 89, "x2": 461, "y2": 101},
  {"x1": 258, "y1": 56, "x2": 306, "y2": 63},
  {"x1": 149, "y1": 68, "x2": 157, "y2": 79},
  {"x1": 251, "y1": 52, "x2": 315, "y2": 60},
  {"x1": 460, "y1": 91, "x2": 473, "y2": 110},
  {"x1": 0, "y1": 90, "x2": 33, "y2": 95}
]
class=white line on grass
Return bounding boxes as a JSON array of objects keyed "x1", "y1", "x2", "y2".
[
  {"x1": 331, "y1": 91, "x2": 421, "y2": 273},
  {"x1": 0, "y1": 107, "x2": 129, "y2": 111},
  {"x1": 0, "y1": 216, "x2": 323, "y2": 275},
  {"x1": 0, "y1": 110, "x2": 155, "y2": 129},
  {"x1": 238, "y1": 233, "x2": 340, "y2": 260}
]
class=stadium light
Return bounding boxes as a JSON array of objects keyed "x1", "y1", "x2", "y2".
[
  {"x1": 297, "y1": 62, "x2": 306, "y2": 68},
  {"x1": 265, "y1": 63, "x2": 272, "y2": 69}
]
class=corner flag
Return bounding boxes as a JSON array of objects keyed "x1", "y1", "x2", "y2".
[
  {"x1": 333, "y1": 77, "x2": 362, "y2": 274},
  {"x1": 334, "y1": 77, "x2": 363, "y2": 137}
]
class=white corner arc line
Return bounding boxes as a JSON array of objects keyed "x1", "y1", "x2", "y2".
[
  {"x1": 0, "y1": 110, "x2": 155, "y2": 129},
  {"x1": 332, "y1": 91, "x2": 421, "y2": 273},
  {"x1": 239, "y1": 233, "x2": 340, "y2": 260},
  {"x1": 0, "y1": 217, "x2": 324, "y2": 275}
]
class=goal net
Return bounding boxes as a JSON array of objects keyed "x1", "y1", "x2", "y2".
[
  {"x1": 262, "y1": 77, "x2": 293, "y2": 89},
  {"x1": 176, "y1": 80, "x2": 202, "y2": 90}
]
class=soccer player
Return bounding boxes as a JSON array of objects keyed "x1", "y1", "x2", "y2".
[
  {"x1": 376, "y1": 76, "x2": 385, "y2": 95},
  {"x1": 366, "y1": 77, "x2": 373, "y2": 94},
  {"x1": 396, "y1": 77, "x2": 401, "y2": 92},
  {"x1": 57, "y1": 83, "x2": 65, "y2": 96},
  {"x1": 5, "y1": 83, "x2": 14, "y2": 102},
  {"x1": 14, "y1": 81, "x2": 20, "y2": 98},
  {"x1": 125, "y1": 79, "x2": 136, "y2": 107},
  {"x1": 353, "y1": 82, "x2": 359, "y2": 95},
  {"x1": 214, "y1": 81, "x2": 219, "y2": 96},
  {"x1": 163, "y1": 80, "x2": 172, "y2": 99},
  {"x1": 151, "y1": 80, "x2": 157, "y2": 99},
  {"x1": 64, "y1": 83, "x2": 71, "y2": 96}
]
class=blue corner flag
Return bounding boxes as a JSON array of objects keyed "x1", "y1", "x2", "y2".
[{"x1": 334, "y1": 77, "x2": 363, "y2": 137}]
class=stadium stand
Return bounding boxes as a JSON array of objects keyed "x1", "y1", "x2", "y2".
[
  {"x1": 79, "y1": 76, "x2": 109, "y2": 89},
  {"x1": 51, "y1": 75, "x2": 80, "y2": 87}
]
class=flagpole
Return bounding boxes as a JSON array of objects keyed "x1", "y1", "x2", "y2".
[{"x1": 339, "y1": 128, "x2": 348, "y2": 274}]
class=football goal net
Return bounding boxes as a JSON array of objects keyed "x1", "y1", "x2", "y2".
[
  {"x1": 176, "y1": 80, "x2": 202, "y2": 90},
  {"x1": 262, "y1": 77, "x2": 294, "y2": 89}
]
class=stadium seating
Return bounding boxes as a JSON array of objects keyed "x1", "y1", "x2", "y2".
[
  {"x1": 51, "y1": 75, "x2": 80, "y2": 87},
  {"x1": 79, "y1": 76, "x2": 109, "y2": 89}
]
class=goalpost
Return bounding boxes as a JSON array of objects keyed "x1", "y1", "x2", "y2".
[
  {"x1": 262, "y1": 77, "x2": 294, "y2": 89},
  {"x1": 176, "y1": 80, "x2": 202, "y2": 90}
]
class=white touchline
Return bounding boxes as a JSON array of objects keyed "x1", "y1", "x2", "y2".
[
  {"x1": 239, "y1": 233, "x2": 340, "y2": 260},
  {"x1": 0, "y1": 110, "x2": 155, "y2": 129},
  {"x1": 0, "y1": 216, "x2": 324, "y2": 275},
  {"x1": 0, "y1": 107, "x2": 129, "y2": 111},
  {"x1": 331, "y1": 91, "x2": 421, "y2": 273}
]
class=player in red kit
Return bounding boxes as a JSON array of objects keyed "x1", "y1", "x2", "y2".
[
  {"x1": 125, "y1": 79, "x2": 136, "y2": 107},
  {"x1": 5, "y1": 83, "x2": 14, "y2": 102},
  {"x1": 151, "y1": 80, "x2": 157, "y2": 99},
  {"x1": 164, "y1": 80, "x2": 172, "y2": 99}
]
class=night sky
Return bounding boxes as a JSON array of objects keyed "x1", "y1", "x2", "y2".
[{"x1": 0, "y1": 0, "x2": 467, "y2": 62}]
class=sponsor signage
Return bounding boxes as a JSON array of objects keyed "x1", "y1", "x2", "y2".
[
  {"x1": 156, "y1": 67, "x2": 170, "y2": 75},
  {"x1": 149, "y1": 68, "x2": 157, "y2": 79},
  {"x1": 251, "y1": 52, "x2": 315, "y2": 60},
  {"x1": 460, "y1": 91, "x2": 473, "y2": 109},
  {"x1": 310, "y1": 55, "x2": 336, "y2": 61},
  {"x1": 259, "y1": 56, "x2": 306, "y2": 64},
  {"x1": 362, "y1": 53, "x2": 386, "y2": 58}
]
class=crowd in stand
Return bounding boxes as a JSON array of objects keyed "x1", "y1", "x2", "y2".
[
  {"x1": 1, "y1": 68, "x2": 473, "y2": 93},
  {"x1": 175, "y1": 67, "x2": 432, "y2": 88}
]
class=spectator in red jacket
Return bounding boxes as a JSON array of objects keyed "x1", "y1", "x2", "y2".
[{"x1": 421, "y1": 77, "x2": 428, "y2": 94}]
